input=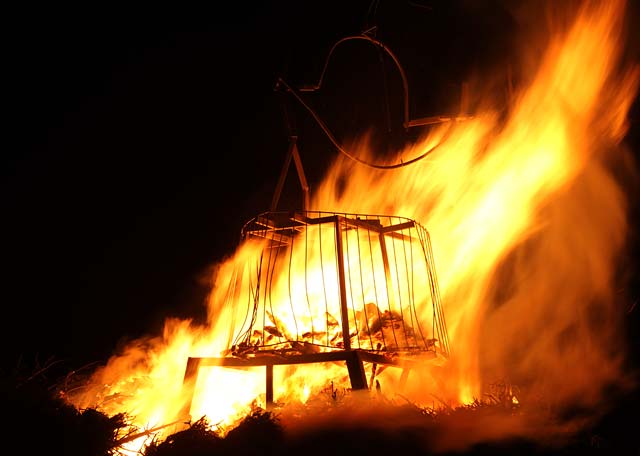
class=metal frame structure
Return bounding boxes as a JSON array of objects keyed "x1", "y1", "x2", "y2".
[
  {"x1": 180, "y1": 31, "x2": 460, "y2": 421},
  {"x1": 181, "y1": 211, "x2": 449, "y2": 417}
]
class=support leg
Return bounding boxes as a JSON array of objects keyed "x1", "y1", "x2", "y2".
[
  {"x1": 179, "y1": 357, "x2": 202, "y2": 425},
  {"x1": 265, "y1": 364, "x2": 274, "y2": 408},
  {"x1": 346, "y1": 351, "x2": 367, "y2": 390}
]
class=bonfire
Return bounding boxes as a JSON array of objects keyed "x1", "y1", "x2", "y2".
[{"x1": 55, "y1": 1, "x2": 639, "y2": 455}]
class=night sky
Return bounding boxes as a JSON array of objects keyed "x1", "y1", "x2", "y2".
[{"x1": 3, "y1": 1, "x2": 639, "y2": 373}]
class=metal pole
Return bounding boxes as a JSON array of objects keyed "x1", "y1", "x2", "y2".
[{"x1": 334, "y1": 216, "x2": 350, "y2": 350}]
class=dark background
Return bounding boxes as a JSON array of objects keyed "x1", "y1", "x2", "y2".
[{"x1": 3, "y1": 1, "x2": 638, "y2": 374}]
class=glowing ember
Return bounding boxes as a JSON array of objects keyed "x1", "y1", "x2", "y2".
[{"x1": 67, "y1": 1, "x2": 638, "y2": 454}]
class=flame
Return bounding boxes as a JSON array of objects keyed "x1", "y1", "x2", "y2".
[{"x1": 68, "y1": 0, "x2": 638, "y2": 453}]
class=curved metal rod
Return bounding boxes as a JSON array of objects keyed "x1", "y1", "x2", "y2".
[
  {"x1": 274, "y1": 33, "x2": 470, "y2": 170},
  {"x1": 277, "y1": 77, "x2": 455, "y2": 170},
  {"x1": 299, "y1": 34, "x2": 412, "y2": 129}
]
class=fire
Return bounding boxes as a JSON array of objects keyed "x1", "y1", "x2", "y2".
[{"x1": 67, "y1": 0, "x2": 638, "y2": 453}]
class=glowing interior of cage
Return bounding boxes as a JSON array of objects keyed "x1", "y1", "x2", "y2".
[{"x1": 224, "y1": 212, "x2": 448, "y2": 356}]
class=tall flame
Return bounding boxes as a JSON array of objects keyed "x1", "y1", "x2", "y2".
[{"x1": 69, "y1": 1, "x2": 638, "y2": 453}]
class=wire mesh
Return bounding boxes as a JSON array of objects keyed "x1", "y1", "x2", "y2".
[{"x1": 222, "y1": 211, "x2": 450, "y2": 359}]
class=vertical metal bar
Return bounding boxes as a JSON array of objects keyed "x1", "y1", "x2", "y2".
[
  {"x1": 378, "y1": 232, "x2": 396, "y2": 309},
  {"x1": 270, "y1": 136, "x2": 296, "y2": 212},
  {"x1": 290, "y1": 139, "x2": 310, "y2": 211},
  {"x1": 265, "y1": 364, "x2": 274, "y2": 408},
  {"x1": 179, "y1": 357, "x2": 202, "y2": 424},
  {"x1": 334, "y1": 216, "x2": 351, "y2": 350},
  {"x1": 379, "y1": 232, "x2": 399, "y2": 347},
  {"x1": 345, "y1": 351, "x2": 367, "y2": 390},
  {"x1": 270, "y1": 135, "x2": 310, "y2": 212}
]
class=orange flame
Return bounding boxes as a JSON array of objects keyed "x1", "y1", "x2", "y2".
[{"x1": 68, "y1": 1, "x2": 638, "y2": 453}]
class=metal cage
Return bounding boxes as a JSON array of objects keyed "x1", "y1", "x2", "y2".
[{"x1": 182, "y1": 211, "x2": 449, "y2": 412}]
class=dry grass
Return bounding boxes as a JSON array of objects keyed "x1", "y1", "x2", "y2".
[{"x1": 3, "y1": 356, "x2": 638, "y2": 456}]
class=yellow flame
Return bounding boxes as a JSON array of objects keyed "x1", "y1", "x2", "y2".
[{"x1": 68, "y1": 0, "x2": 638, "y2": 452}]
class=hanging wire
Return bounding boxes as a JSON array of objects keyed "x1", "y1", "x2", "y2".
[{"x1": 277, "y1": 77, "x2": 456, "y2": 170}]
